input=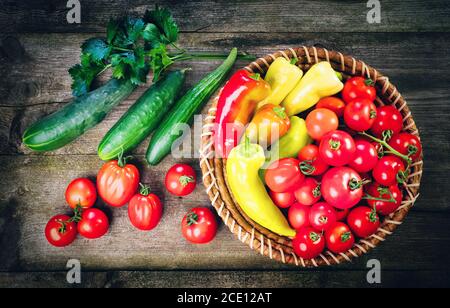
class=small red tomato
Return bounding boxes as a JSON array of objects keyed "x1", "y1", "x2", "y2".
[
  {"x1": 316, "y1": 97, "x2": 346, "y2": 117},
  {"x1": 265, "y1": 158, "x2": 305, "y2": 193},
  {"x1": 325, "y1": 222, "x2": 355, "y2": 254},
  {"x1": 270, "y1": 190, "x2": 296, "y2": 209},
  {"x1": 292, "y1": 227, "x2": 325, "y2": 259},
  {"x1": 342, "y1": 77, "x2": 376, "y2": 103},
  {"x1": 309, "y1": 202, "x2": 337, "y2": 232},
  {"x1": 335, "y1": 208, "x2": 350, "y2": 221},
  {"x1": 293, "y1": 178, "x2": 321, "y2": 206},
  {"x1": 319, "y1": 130, "x2": 356, "y2": 167},
  {"x1": 348, "y1": 139, "x2": 378, "y2": 173},
  {"x1": 305, "y1": 108, "x2": 339, "y2": 140},
  {"x1": 165, "y1": 164, "x2": 197, "y2": 197},
  {"x1": 181, "y1": 207, "x2": 218, "y2": 244},
  {"x1": 372, "y1": 155, "x2": 406, "y2": 186},
  {"x1": 65, "y1": 178, "x2": 97, "y2": 209},
  {"x1": 343, "y1": 98, "x2": 377, "y2": 132},
  {"x1": 298, "y1": 144, "x2": 329, "y2": 176},
  {"x1": 45, "y1": 215, "x2": 77, "y2": 247},
  {"x1": 370, "y1": 106, "x2": 403, "y2": 138},
  {"x1": 347, "y1": 206, "x2": 380, "y2": 238},
  {"x1": 388, "y1": 133, "x2": 422, "y2": 161},
  {"x1": 288, "y1": 203, "x2": 311, "y2": 230},
  {"x1": 321, "y1": 167, "x2": 364, "y2": 210},
  {"x1": 366, "y1": 183, "x2": 402, "y2": 215},
  {"x1": 128, "y1": 184, "x2": 163, "y2": 231},
  {"x1": 77, "y1": 208, "x2": 109, "y2": 239}
]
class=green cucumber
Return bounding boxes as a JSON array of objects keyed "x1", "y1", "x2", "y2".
[
  {"x1": 146, "y1": 48, "x2": 238, "y2": 165},
  {"x1": 23, "y1": 79, "x2": 136, "y2": 152},
  {"x1": 98, "y1": 70, "x2": 186, "y2": 161}
]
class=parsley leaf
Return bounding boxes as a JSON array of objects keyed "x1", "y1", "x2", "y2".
[
  {"x1": 142, "y1": 23, "x2": 162, "y2": 47},
  {"x1": 69, "y1": 53, "x2": 105, "y2": 96},
  {"x1": 149, "y1": 43, "x2": 173, "y2": 81},
  {"x1": 144, "y1": 5, "x2": 179, "y2": 44},
  {"x1": 81, "y1": 38, "x2": 111, "y2": 62}
]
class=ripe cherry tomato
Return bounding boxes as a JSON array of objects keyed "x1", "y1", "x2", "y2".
[
  {"x1": 181, "y1": 207, "x2": 218, "y2": 244},
  {"x1": 306, "y1": 108, "x2": 339, "y2": 140},
  {"x1": 65, "y1": 178, "x2": 97, "y2": 209},
  {"x1": 366, "y1": 183, "x2": 402, "y2": 215},
  {"x1": 316, "y1": 97, "x2": 346, "y2": 117},
  {"x1": 97, "y1": 157, "x2": 140, "y2": 207},
  {"x1": 288, "y1": 203, "x2": 311, "y2": 230},
  {"x1": 165, "y1": 164, "x2": 197, "y2": 196},
  {"x1": 309, "y1": 202, "x2": 337, "y2": 232},
  {"x1": 348, "y1": 139, "x2": 378, "y2": 173},
  {"x1": 77, "y1": 208, "x2": 109, "y2": 239},
  {"x1": 45, "y1": 215, "x2": 77, "y2": 247},
  {"x1": 321, "y1": 167, "x2": 364, "y2": 209},
  {"x1": 347, "y1": 206, "x2": 380, "y2": 238},
  {"x1": 335, "y1": 208, "x2": 350, "y2": 221},
  {"x1": 128, "y1": 184, "x2": 163, "y2": 231},
  {"x1": 388, "y1": 133, "x2": 422, "y2": 162},
  {"x1": 342, "y1": 77, "x2": 376, "y2": 103},
  {"x1": 319, "y1": 130, "x2": 356, "y2": 167},
  {"x1": 270, "y1": 190, "x2": 296, "y2": 209},
  {"x1": 370, "y1": 106, "x2": 403, "y2": 138},
  {"x1": 265, "y1": 158, "x2": 305, "y2": 193},
  {"x1": 325, "y1": 222, "x2": 355, "y2": 254},
  {"x1": 372, "y1": 155, "x2": 406, "y2": 186},
  {"x1": 298, "y1": 144, "x2": 329, "y2": 176},
  {"x1": 292, "y1": 227, "x2": 325, "y2": 259},
  {"x1": 343, "y1": 98, "x2": 377, "y2": 132},
  {"x1": 293, "y1": 178, "x2": 321, "y2": 206}
]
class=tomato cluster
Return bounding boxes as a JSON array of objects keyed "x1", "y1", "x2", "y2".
[{"x1": 267, "y1": 77, "x2": 422, "y2": 259}]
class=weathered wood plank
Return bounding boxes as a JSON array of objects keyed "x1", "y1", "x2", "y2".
[
  {"x1": 1, "y1": 269, "x2": 449, "y2": 288},
  {"x1": 1, "y1": 0, "x2": 450, "y2": 34}
]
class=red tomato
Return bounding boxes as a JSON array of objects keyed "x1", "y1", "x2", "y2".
[
  {"x1": 366, "y1": 183, "x2": 402, "y2": 215},
  {"x1": 342, "y1": 77, "x2": 376, "y2": 103},
  {"x1": 370, "y1": 106, "x2": 403, "y2": 138},
  {"x1": 343, "y1": 98, "x2": 377, "y2": 132},
  {"x1": 292, "y1": 227, "x2": 325, "y2": 259},
  {"x1": 270, "y1": 190, "x2": 296, "y2": 209},
  {"x1": 316, "y1": 97, "x2": 346, "y2": 117},
  {"x1": 293, "y1": 178, "x2": 321, "y2": 206},
  {"x1": 309, "y1": 202, "x2": 337, "y2": 232},
  {"x1": 348, "y1": 139, "x2": 378, "y2": 173},
  {"x1": 298, "y1": 144, "x2": 329, "y2": 176},
  {"x1": 325, "y1": 222, "x2": 355, "y2": 254},
  {"x1": 335, "y1": 208, "x2": 350, "y2": 221},
  {"x1": 128, "y1": 185, "x2": 163, "y2": 231},
  {"x1": 181, "y1": 207, "x2": 218, "y2": 244},
  {"x1": 372, "y1": 155, "x2": 406, "y2": 186},
  {"x1": 305, "y1": 108, "x2": 339, "y2": 140},
  {"x1": 65, "y1": 178, "x2": 97, "y2": 209},
  {"x1": 319, "y1": 130, "x2": 356, "y2": 167},
  {"x1": 288, "y1": 203, "x2": 311, "y2": 230},
  {"x1": 388, "y1": 133, "x2": 423, "y2": 161},
  {"x1": 347, "y1": 206, "x2": 380, "y2": 238},
  {"x1": 97, "y1": 158, "x2": 140, "y2": 208},
  {"x1": 165, "y1": 164, "x2": 197, "y2": 197},
  {"x1": 265, "y1": 158, "x2": 305, "y2": 193},
  {"x1": 321, "y1": 167, "x2": 364, "y2": 210},
  {"x1": 77, "y1": 208, "x2": 109, "y2": 239},
  {"x1": 45, "y1": 215, "x2": 77, "y2": 247}
]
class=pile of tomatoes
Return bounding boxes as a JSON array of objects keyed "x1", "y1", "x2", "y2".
[
  {"x1": 45, "y1": 156, "x2": 218, "y2": 247},
  {"x1": 266, "y1": 77, "x2": 422, "y2": 259}
]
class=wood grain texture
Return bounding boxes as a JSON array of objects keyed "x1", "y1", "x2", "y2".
[{"x1": 1, "y1": 0, "x2": 450, "y2": 33}]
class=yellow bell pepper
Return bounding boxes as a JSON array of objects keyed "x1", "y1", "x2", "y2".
[
  {"x1": 257, "y1": 57, "x2": 303, "y2": 109},
  {"x1": 282, "y1": 62, "x2": 344, "y2": 116},
  {"x1": 226, "y1": 138, "x2": 296, "y2": 237}
]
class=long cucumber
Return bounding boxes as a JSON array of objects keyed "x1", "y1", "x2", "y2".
[
  {"x1": 146, "y1": 48, "x2": 238, "y2": 165},
  {"x1": 23, "y1": 79, "x2": 136, "y2": 152},
  {"x1": 98, "y1": 70, "x2": 186, "y2": 161}
]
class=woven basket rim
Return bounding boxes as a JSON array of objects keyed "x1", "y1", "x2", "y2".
[{"x1": 199, "y1": 46, "x2": 423, "y2": 267}]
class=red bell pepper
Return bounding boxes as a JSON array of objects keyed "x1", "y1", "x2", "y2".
[{"x1": 214, "y1": 69, "x2": 271, "y2": 158}]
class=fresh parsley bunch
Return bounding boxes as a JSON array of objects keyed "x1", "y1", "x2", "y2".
[{"x1": 69, "y1": 6, "x2": 180, "y2": 96}]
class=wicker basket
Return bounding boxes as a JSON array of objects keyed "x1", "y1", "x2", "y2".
[{"x1": 199, "y1": 47, "x2": 423, "y2": 267}]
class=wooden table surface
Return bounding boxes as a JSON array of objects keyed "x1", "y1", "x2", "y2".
[{"x1": 1, "y1": 0, "x2": 450, "y2": 288}]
